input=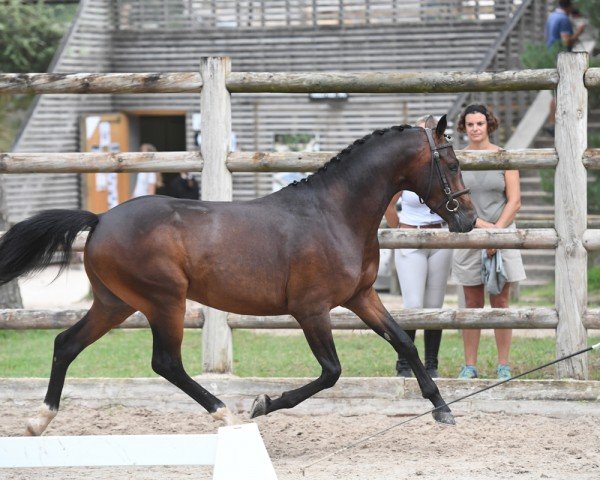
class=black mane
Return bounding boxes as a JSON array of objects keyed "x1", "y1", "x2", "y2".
[{"x1": 285, "y1": 124, "x2": 413, "y2": 189}]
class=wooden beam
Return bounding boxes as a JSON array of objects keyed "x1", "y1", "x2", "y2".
[
  {"x1": 583, "y1": 229, "x2": 600, "y2": 251},
  {"x1": 3, "y1": 307, "x2": 599, "y2": 331},
  {"x1": 226, "y1": 70, "x2": 557, "y2": 93},
  {"x1": 585, "y1": 67, "x2": 600, "y2": 90},
  {"x1": 0, "y1": 307, "x2": 561, "y2": 330},
  {"x1": 378, "y1": 228, "x2": 558, "y2": 249},
  {"x1": 3, "y1": 67, "x2": 595, "y2": 97},
  {"x1": 200, "y1": 57, "x2": 233, "y2": 374},
  {"x1": 554, "y1": 52, "x2": 589, "y2": 379},
  {"x1": 0, "y1": 149, "x2": 559, "y2": 174},
  {"x1": 227, "y1": 149, "x2": 559, "y2": 172},
  {"x1": 582, "y1": 148, "x2": 600, "y2": 170},
  {"x1": 0, "y1": 69, "x2": 558, "y2": 95},
  {"x1": 0, "y1": 152, "x2": 202, "y2": 173},
  {"x1": 0, "y1": 309, "x2": 203, "y2": 330},
  {"x1": 0, "y1": 228, "x2": 562, "y2": 252},
  {"x1": 229, "y1": 307, "x2": 559, "y2": 329},
  {"x1": 457, "y1": 148, "x2": 557, "y2": 170},
  {"x1": 0, "y1": 73, "x2": 202, "y2": 94}
]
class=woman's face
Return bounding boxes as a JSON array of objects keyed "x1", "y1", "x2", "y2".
[{"x1": 464, "y1": 112, "x2": 488, "y2": 143}]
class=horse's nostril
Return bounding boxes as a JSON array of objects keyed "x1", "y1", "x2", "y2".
[{"x1": 472, "y1": 217, "x2": 478, "y2": 226}]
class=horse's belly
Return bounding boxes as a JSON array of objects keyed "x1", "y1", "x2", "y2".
[{"x1": 187, "y1": 269, "x2": 288, "y2": 316}]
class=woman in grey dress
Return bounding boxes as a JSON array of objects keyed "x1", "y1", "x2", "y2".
[{"x1": 452, "y1": 105, "x2": 526, "y2": 380}]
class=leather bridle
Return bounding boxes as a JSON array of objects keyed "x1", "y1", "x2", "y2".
[{"x1": 420, "y1": 128, "x2": 470, "y2": 213}]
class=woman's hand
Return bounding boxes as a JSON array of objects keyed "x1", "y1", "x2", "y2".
[
  {"x1": 476, "y1": 219, "x2": 498, "y2": 257},
  {"x1": 475, "y1": 218, "x2": 495, "y2": 229}
]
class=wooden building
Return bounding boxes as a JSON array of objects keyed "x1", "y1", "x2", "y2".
[{"x1": 9, "y1": 0, "x2": 550, "y2": 222}]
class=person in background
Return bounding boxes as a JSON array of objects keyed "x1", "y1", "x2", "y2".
[
  {"x1": 132, "y1": 143, "x2": 158, "y2": 198},
  {"x1": 168, "y1": 172, "x2": 200, "y2": 200},
  {"x1": 544, "y1": 0, "x2": 586, "y2": 135},
  {"x1": 452, "y1": 104, "x2": 526, "y2": 380},
  {"x1": 383, "y1": 115, "x2": 451, "y2": 379}
]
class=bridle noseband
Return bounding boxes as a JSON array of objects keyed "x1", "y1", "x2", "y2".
[{"x1": 420, "y1": 128, "x2": 470, "y2": 213}]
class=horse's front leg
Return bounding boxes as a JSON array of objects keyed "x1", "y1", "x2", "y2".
[
  {"x1": 250, "y1": 311, "x2": 341, "y2": 418},
  {"x1": 344, "y1": 287, "x2": 455, "y2": 425}
]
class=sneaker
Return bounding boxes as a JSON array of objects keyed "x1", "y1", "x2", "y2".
[
  {"x1": 458, "y1": 365, "x2": 478, "y2": 379},
  {"x1": 497, "y1": 364, "x2": 511, "y2": 380}
]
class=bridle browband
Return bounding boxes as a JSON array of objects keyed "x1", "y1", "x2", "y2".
[{"x1": 420, "y1": 128, "x2": 470, "y2": 212}]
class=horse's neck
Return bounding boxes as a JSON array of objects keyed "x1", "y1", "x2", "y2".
[{"x1": 314, "y1": 143, "x2": 406, "y2": 239}]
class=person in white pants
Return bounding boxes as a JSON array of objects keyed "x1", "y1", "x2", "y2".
[
  {"x1": 383, "y1": 115, "x2": 453, "y2": 378},
  {"x1": 132, "y1": 143, "x2": 158, "y2": 198}
]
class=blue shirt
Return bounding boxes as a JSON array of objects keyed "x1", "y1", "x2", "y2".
[{"x1": 545, "y1": 9, "x2": 573, "y2": 49}]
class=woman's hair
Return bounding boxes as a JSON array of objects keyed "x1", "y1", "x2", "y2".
[
  {"x1": 415, "y1": 115, "x2": 438, "y2": 129},
  {"x1": 456, "y1": 104, "x2": 499, "y2": 134}
]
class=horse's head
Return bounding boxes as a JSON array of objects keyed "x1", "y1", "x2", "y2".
[{"x1": 406, "y1": 115, "x2": 477, "y2": 233}]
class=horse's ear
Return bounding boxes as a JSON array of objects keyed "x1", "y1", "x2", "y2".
[{"x1": 436, "y1": 115, "x2": 447, "y2": 137}]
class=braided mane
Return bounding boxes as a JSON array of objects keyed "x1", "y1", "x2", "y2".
[{"x1": 286, "y1": 124, "x2": 413, "y2": 188}]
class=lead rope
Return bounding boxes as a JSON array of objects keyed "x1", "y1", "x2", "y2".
[{"x1": 300, "y1": 342, "x2": 600, "y2": 476}]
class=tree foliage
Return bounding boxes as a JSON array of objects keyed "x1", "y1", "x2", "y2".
[
  {"x1": 576, "y1": 0, "x2": 600, "y2": 32},
  {"x1": 0, "y1": 0, "x2": 75, "y2": 151},
  {"x1": 0, "y1": 0, "x2": 72, "y2": 73}
]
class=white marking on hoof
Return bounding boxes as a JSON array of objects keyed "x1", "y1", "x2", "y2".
[
  {"x1": 211, "y1": 407, "x2": 242, "y2": 426},
  {"x1": 25, "y1": 404, "x2": 57, "y2": 436}
]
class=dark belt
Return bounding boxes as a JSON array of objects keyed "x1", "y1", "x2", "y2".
[{"x1": 399, "y1": 222, "x2": 446, "y2": 229}]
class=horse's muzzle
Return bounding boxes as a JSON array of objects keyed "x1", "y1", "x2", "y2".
[{"x1": 447, "y1": 212, "x2": 476, "y2": 233}]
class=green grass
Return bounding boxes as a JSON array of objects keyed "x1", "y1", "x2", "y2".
[
  {"x1": 517, "y1": 265, "x2": 600, "y2": 308},
  {"x1": 2, "y1": 329, "x2": 599, "y2": 380}
]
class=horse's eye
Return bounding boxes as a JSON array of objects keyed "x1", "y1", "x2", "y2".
[{"x1": 448, "y1": 162, "x2": 459, "y2": 172}]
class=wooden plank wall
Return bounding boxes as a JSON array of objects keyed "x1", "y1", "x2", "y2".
[
  {"x1": 10, "y1": 0, "x2": 514, "y2": 218},
  {"x1": 111, "y1": 12, "x2": 507, "y2": 200},
  {"x1": 8, "y1": 0, "x2": 114, "y2": 223}
]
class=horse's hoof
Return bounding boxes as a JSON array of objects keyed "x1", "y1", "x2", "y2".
[
  {"x1": 432, "y1": 409, "x2": 456, "y2": 425},
  {"x1": 25, "y1": 404, "x2": 57, "y2": 436},
  {"x1": 250, "y1": 394, "x2": 271, "y2": 418}
]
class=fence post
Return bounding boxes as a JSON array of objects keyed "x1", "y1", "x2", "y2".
[
  {"x1": 554, "y1": 52, "x2": 588, "y2": 379},
  {"x1": 200, "y1": 56, "x2": 233, "y2": 373}
]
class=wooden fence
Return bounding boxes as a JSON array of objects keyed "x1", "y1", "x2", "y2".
[{"x1": 1, "y1": 54, "x2": 599, "y2": 378}]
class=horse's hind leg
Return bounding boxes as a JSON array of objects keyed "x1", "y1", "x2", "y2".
[
  {"x1": 344, "y1": 287, "x2": 455, "y2": 425},
  {"x1": 26, "y1": 297, "x2": 135, "y2": 435},
  {"x1": 147, "y1": 304, "x2": 240, "y2": 425},
  {"x1": 251, "y1": 310, "x2": 341, "y2": 418}
]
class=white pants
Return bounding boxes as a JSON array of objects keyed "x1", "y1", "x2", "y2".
[{"x1": 395, "y1": 248, "x2": 453, "y2": 308}]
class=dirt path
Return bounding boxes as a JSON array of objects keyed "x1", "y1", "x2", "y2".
[{"x1": 2, "y1": 405, "x2": 599, "y2": 480}]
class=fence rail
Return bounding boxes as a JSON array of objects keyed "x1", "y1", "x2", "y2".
[
  {"x1": 3, "y1": 147, "x2": 600, "y2": 173},
  {"x1": 2, "y1": 307, "x2": 599, "y2": 331},
  {"x1": 1, "y1": 54, "x2": 597, "y2": 379},
  {"x1": 2, "y1": 68, "x2": 599, "y2": 95}
]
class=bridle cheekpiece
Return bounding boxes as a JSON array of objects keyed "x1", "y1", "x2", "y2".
[{"x1": 420, "y1": 128, "x2": 470, "y2": 213}]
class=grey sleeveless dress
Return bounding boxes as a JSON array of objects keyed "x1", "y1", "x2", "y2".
[{"x1": 452, "y1": 170, "x2": 526, "y2": 286}]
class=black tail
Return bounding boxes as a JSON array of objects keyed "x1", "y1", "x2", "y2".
[{"x1": 0, "y1": 209, "x2": 99, "y2": 285}]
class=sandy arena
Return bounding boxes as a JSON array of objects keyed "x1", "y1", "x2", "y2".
[{"x1": 2, "y1": 402, "x2": 600, "y2": 480}]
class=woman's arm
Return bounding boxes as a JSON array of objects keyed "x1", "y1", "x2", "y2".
[
  {"x1": 384, "y1": 192, "x2": 402, "y2": 228},
  {"x1": 493, "y1": 170, "x2": 521, "y2": 228}
]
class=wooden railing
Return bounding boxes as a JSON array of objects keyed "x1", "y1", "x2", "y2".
[{"x1": 0, "y1": 55, "x2": 598, "y2": 378}]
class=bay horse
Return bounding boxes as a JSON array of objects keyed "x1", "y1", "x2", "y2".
[{"x1": 0, "y1": 115, "x2": 476, "y2": 436}]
